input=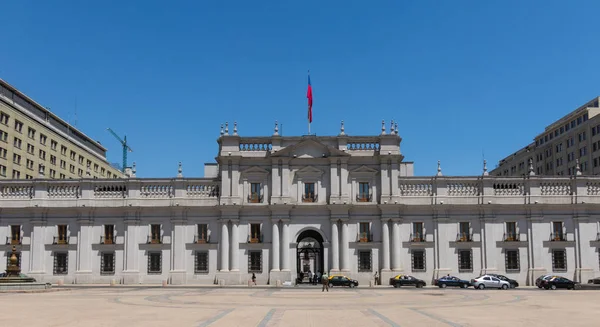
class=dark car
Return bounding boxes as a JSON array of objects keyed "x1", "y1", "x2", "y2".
[
  {"x1": 536, "y1": 275, "x2": 556, "y2": 288},
  {"x1": 434, "y1": 276, "x2": 471, "y2": 288},
  {"x1": 540, "y1": 276, "x2": 578, "y2": 290},
  {"x1": 328, "y1": 275, "x2": 359, "y2": 288},
  {"x1": 488, "y1": 274, "x2": 519, "y2": 288},
  {"x1": 389, "y1": 275, "x2": 426, "y2": 288}
]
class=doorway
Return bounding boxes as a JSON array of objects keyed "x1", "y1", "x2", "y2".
[{"x1": 296, "y1": 229, "x2": 324, "y2": 284}]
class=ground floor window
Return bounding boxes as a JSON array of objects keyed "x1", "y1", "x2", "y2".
[
  {"x1": 458, "y1": 250, "x2": 472, "y2": 272},
  {"x1": 552, "y1": 249, "x2": 567, "y2": 272},
  {"x1": 358, "y1": 251, "x2": 372, "y2": 272},
  {"x1": 101, "y1": 252, "x2": 115, "y2": 275},
  {"x1": 248, "y1": 251, "x2": 262, "y2": 273},
  {"x1": 148, "y1": 252, "x2": 162, "y2": 274},
  {"x1": 53, "y1": 252, "x2": 68, "y2": 275},
  {"x1": 411, "y1": 250, "x2": 426, "y2": 272},
  {"x1": 195, "y1": 251, "x2": 209, "y2": 274},
  {"x1": 505, "y1": 250, "x2": 519, "y2": 272},
  {"x1": 6, "y1": 252, "x2": 21, "y2": 269}
]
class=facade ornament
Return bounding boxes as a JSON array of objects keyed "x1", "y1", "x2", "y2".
[
  {"x1": 220, "y1": 124, "x2": 224, "y2": 136},
  {"x1": 273, "y1": 121, "x2": 279, "y2": 136},
  {"x1": 436, "y1": 160, "x2": 442, "y2": 176},
  {"x1": 576, "y1": 159, "x2": 582, "y2": 176},
  {"x1": 340, "y1": 120, "x2": 345, "y2": 136},
  {"x1": 38, "y1": 164, "x2": 45, "y2": 178},
  {"x1": 86, "y1": 165, "x2": 91, "y2": 177},
  {"x1": 390, "y1": 120, "x2": 395, "y2": 134},
  {"x1": 394, "y1": 122, "x2": 399, "y2": 135},
  {"x1": 381, "y1": 120, "x2": 386, "y2": 135},
  {"x1": 528, "y1": 158, "x2": 535, "y2": 176},
  {"x1": 483, "y1": 160, "x2": 489, "y2": 176},
  {"x1": 177, "y1": 162, "x2": 183, "y2": 178},
  {"x1": 233, "y1": 121, "x2": 238, "y2": 136},
  {"x1": 224, "y1": 122, "x2": 229, "y2": 136}
]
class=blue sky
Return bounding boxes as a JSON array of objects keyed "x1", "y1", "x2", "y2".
[{"x1": 1, "y1": 0, "x2": 600, "y2": 177}]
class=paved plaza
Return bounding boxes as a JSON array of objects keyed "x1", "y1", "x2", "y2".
[{"x1": 1, "y1": 286, "x2": 599, "y2": 326}]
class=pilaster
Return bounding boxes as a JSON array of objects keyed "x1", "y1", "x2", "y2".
[
  {"x1": 28, "y1": 209, "x2": 47, "y2": 279},
  {"x1": 169, "y1": 208, "x2": 187, "y2": 285},
  {"x1": 122, "y1": 208, "x2": 140, "y2": 284},
  {"x1": 75, "y1": 207, "x2": 94, "y2": 284}
]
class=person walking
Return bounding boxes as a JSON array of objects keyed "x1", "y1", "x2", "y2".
[
  {"x1": 251, "y1": 273, "x2": 257, "y2": 286},
  {"x1": 321, "y1": 271, "x2": 329, "y2": 292}
]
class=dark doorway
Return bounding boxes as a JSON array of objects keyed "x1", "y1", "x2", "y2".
[{"x1": 296, "y1": 229, "x2": 324, "y2": 284}]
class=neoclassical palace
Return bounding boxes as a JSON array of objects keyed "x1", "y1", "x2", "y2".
[{"x1": 1, "y1": 122, "x2": 600, "y2": 286}]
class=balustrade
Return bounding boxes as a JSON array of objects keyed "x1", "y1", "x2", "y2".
[
  {"x1": 0, "y1": 185, "x2": 33, "y2": 199},
  {"x1": 140, "y1": 184, "x2": 173, "y2": 198},
  {"x1": 346, "y1": 142, "x2": 380, "y2": 150},
  {"x1": 48, "y1": 185, "x2": 80, "y2": 198},
  {"x1": 239, "y1": 143, "x2": 272, "y2": 151}
]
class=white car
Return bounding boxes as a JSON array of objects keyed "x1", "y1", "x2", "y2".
[{"x1": 471, "y1": 275, "x2": 511, "y2": 290}]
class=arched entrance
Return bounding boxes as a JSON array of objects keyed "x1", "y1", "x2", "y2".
[{"x1": 296, "y1": 229, "x2": 324, "y2": 284}]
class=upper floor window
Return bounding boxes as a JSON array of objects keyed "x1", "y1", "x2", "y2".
[
  {"x1": 50, "y1": 140, "x2": 57, "y2": 151},
  {"x1": 69, "y1": 150, "x2": 76, "y2": 161},
  {"x1": 196, "y1": 224, "x2": 208, "y2": 243},
  {"x1": 249, "y1": 183, "x2": 262, "y2": 203},
  {"x1": 39, "y1": 134, "x2": 47, "y2": 145},
  {"x1": 0, "y1": 112, "x2": 9, "y2": 125},
  {"x1": 78, "y1": 155, "x2": 84, "y2": 165},
  {"x1": 13, "y1": 137, "x2": 21, "y2": 149},
  {"x1": 303, "y1": 182, "x2": 316, "y2": 202},
  {"x1": 14, "y1": 120, "x2": 23, "y2": 133},
  {"x1": 412, "y1": 222, "x2": 424, "y2": 242},
  {"x1": 358, "y1": 222, "x2": 371, "y2": 242},
  {"x1": 458, "y1": 222, "x2": 471, "y2": 242},
  {"x1": 149, "y1": 224, "x2": 162, "y2": 244},
  {"x1": 9, "y1": 225, "x2": 21, "y2": 245},
  {"x1": 27, "y1": 127, "x2": 35, "y2": 139},
  {"x1": 60, "y1": 145, "x2": 67, "y2": 156},
  {"x1": 552, "y1": 222, "x2": 564, "y2": 241},
  {"x1": 357, "y1": 182, "x2": 370, "y2": 202},
  {"x1": 55, "y1": 225, "x2": 68, "y2": 244},
  {"x1": 505, "y1": 222, "x2": 517, "y2": 241},
  {"x1": 249, "y1": 223, "x2": 262, "y2": 243},
  {"x1": 102, "y1": 225, "x2": 115, "y2": 244}
]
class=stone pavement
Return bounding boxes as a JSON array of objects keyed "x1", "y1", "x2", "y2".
[{"x1": 1, "y1": 285, "x2": 599, "y2": 326}]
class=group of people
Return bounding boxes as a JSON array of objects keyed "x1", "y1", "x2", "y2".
[{"x1": 297, "y1": 270, "x2": 324, "y2": 285}]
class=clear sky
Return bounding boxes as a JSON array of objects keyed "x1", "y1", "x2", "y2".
[{"x1": 2, "y1": 0, "x2": 600, "y2": 177}]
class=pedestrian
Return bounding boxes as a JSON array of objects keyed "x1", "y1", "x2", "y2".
[
  {"x1": 374, "y1": 271, "x2": 379, "y2": 285},
  {"x1": 308, "y1": 270, "x2": 313, "y2": 284},
  {"x1": 321, "y1": 271, "x2": 329, "y2": 292},
  {"x1": 252, "y1": 273, "x2": 257, "y2": 285}
]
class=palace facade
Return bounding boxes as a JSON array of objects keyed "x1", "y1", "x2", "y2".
[{"x1": 1, "y1": 122, "x2": 600, "y2": 286}]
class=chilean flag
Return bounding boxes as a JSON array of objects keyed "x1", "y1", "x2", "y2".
[{"x1": 307, "y1": 74, "x2": 313, "y2": 123}]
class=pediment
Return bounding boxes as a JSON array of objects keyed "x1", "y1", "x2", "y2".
[
  {"x1": 350, "y1": 165, "x2": 379, "y2": 178},
  {"x1": 271, "y1": 139, "x2": 350, "y2": 158},
  {"x1": 241, "y1": 166, "x2": 269, "y2": 179},
  {"x1": 295, "y1": 165, "x2": 324, "y2": 179}
]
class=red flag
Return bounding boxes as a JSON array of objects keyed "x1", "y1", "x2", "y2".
[{"x1": 307, "y1": 74, "x2": 313, "y2": 123}]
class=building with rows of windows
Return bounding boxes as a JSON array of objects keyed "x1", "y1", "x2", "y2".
[
  {"x1": 492, "y1": 96, "x2": 600, "y2": 177},
  {"x1": 0, "y1": 78, "x2": 123, "y2": 180},
  {"x1": 1, "y1": 121, "x2": 599, "y2": 286}
]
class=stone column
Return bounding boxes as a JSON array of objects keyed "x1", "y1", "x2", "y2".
[
  {"x1": 29, "y1": 219, "x2": 45, "y2": 275},
  {"x1": 220, "y1": 220, "x2": 230, "y2": 272},
  {"x1": 75, "y1": 217, "x2": 93, "y2": 284},
  {"x1": 230, "y1": 220, "x2": 239, "y2": 272},
  {"x1": 381, "y1": 220, "x2": 391, "y2": 271},
  {"x1": 122, "y1": 214, "x2": 140, "y2": 284},
  {"x1": 271, "y1": 220, "x2": 280, "y2": 271},
  {"x1": 281, "y1": 220, "x2": 290, "y2": 271},
  {"x1": 391, "y1": 220, "x2": 401, "y2": 271},
  {"x1": 341, "y1": 221, "x2": 350, "y2": 272},
  {"x1": 169, "y1": 213, "x2": 187, "y2": 284},
  {"x1": 331, "y1": 220, "x2": 340, "y2": 272}
]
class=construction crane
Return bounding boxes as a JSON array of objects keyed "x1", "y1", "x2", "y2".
[{"x1": 106, "y1": 128, "x2": 133, "y2": 173}]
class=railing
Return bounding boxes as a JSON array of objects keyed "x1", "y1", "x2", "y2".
[
  {"x1": 456, "y1": 233, "x2": 473, "y2": 242},
  {"x1": 248, "y1": 234, "x2": 263, "y2": 243},
  {"x1": 248, "y1": 193, "x2": 263, "y2": 203},
  {"x1": 239, "y1": 143, "x2": 272, "y2": 151},
  {"x1": 48, "y1": 185, "x2": 80, "y2": 198},
  {"x1": 6, "y1": 236, "x2": 22, "y2": 245},
  {"x1": 100, "y1": 236, "x2": 114, "y2": 245},
  {"x1": 399, "y1": 180, "x2": 432, "y2": 196},
  {"x1": 356, "y1": 232, "x2": 373, "y2": 242},
  {"x1": 53, "y1": 236, "x2": 69, "y2": 245},
  {"x1": 94, "y1": 184, "x2": 127, "y2": 198},
  {"x1": 356, "y1": 194, "x2": 372, "y2": 202},
  {"x1": 186, "y1": 183, "x2": 219, "y2": 198},
  {"x1": 493, "y1": 183, "x2": 524, "y2": 196},
  {"x1": 302, "y1": 193, "x2": 317, "y2": 203},
  {"x1": 0, "y1": 185, "x2": 33, "y2": 199},
  {"x1": 550, "y1": 233, "x2": 566, "y2": 242},
  {"x1": 140, "y1": 184, "x2": 173, "y2": 198},
  {"x1": 347, "y1": 142, "x2": 380, "y2": 150},
  {"x1": 146, "y1": 235, "x2": 163, "y2": 244},
  {"x1": 194, "y1": 234, "x2": 210, "y2": 244},
  {"x1": 410, "y1": 233, "x2": 426, "y2": 242},
  {"x1": 503, "y1": 233, "x2": 520, "y2": 242}
]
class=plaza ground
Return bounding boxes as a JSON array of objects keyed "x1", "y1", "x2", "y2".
[{"x1": 1, "y1": 286, "x2": 599, "y2": 326}]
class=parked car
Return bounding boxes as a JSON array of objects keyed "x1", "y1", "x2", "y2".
[
  {"x1": 535, "y1": 275, "x2": 557, "y2": 288},
  {"x1": 434, "y1": 276, "x2": 471, "y2": 288},
  {"x1": 487, "y1": 274, "x2": 519, "y2": 288},
  {"x1": 471, "y1": 275, "x2": 511, "y2": 290},
  {"x1": 389, "y1": 275, "x2": 426, "y2": 288},
  {"x1": 328, "y1": 275, "x2": 359, "y2": 288},
  {"x1": 540, "y1": 276, "x2": 578, "y2": 290}
]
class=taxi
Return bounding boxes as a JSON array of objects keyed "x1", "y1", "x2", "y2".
[{"x1": 389, "y1": 274, "x2": 426, "y2": 288}]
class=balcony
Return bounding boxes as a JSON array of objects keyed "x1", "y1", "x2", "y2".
[
  {"x1": 356, "y1": 232, "x2": 373, "y2": 243},
  {"x1": 194, "y1": 234, "x2": 210, "y2": 244},
  {"x1": 503, "y1": 233, "x2": 520, "y2": 242},
  {"x1": 100, "y1": 236, "x2": 114, "y2": 245},
  {"x1": 147, "y1": 235, "x2": 163, "y2": 244},
  {"x1": 248, "y1": 234, "x2": 263, "y2": 243},
  {"x1": 53, "y1": 236, "x2": 69, "y2": 245},
  {"x1": 410, "y1": 233, "x2": 425, "y2": 242},
  {"x1": 356, "y1": 194, "x2": 372, "y2": 203},
  {"x1": 302, "y1": 193, "x2": 317, "y2": 203},
  {"x1": 550, "y1": 233, "x2": 566, "y2": 242},
  {"x1": 456, "y1": 233, "x2": 473, "y2": 242},
  {"x1": 247, "y1": 193, "x2": 263, "y2": 203},
  {"x1": 6, "y1": 236, "x2": 22, "y2": 245}
]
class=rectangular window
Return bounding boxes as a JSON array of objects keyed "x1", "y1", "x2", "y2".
[
  {"x1": 14, "y1": 120, "x2": 23, "y2": 133},
  {"x1": 60, "y1": 160, "x2": 66, "y2": 169},
  {"x1": 53, "y1": 252, "x2": 68, "y2": 275},
  {"x1": 196, "y1": 224, "x2": 208, "y2": 243},
  {"x1": 458, "y1": 250, "x2": 473, "y2": 272},
  {"x1": 303, "y1": 182, "x2": 316, "y2": 202},
  {"x1": 250, "y1": 223, "x2": 261, "y2": 243},
  {"x1": 50, "y1": 140, "x2": 57, "y2": 151},
  {"x1": 358, "y1": 182, "x2": 370, "y2": 202},
  {"x1": 458, "y1": 222, "x2": 471, "y2": 241},
  {"x1": 50, "y1": 155, "x2": 56, "y2": 165},
  {"x1": 411, "y1": 250, "x2": 426, "y2": 272},
  {"x1": 248, "y1": 251, "x2": 262, "y2": 272},
  {"x1": 78, "y1": 155, "x2": 84, "y2": 165},
  {"x1": 13, "y1": 153, "x2": 21, "y2": 165},
  {"x1": 69, "y1": 150, "x2": 76, "y2": 160},
  {"x1": 358, "y1": 222, "x2": 371, "y2": 242},
  {"x1": 60, "y1": 145, "x2": 67, "y2": 156},
  {"x1": 0, "y1": 147, "x2": 5, "y2": 159},
  {"x1": 38, "y1": 163, "x2": 44, "y2": 174},
  {"x1": 6, "y1": 251, "x2": 21, "y2": 269},
  {"x1": 505, "y1": 222, "x2": 517, "y2": 241},
  {"x1": 0, "y1": 130, "x2": 7, "y2": 142},
  {"x1": 552, "y1": 222, "x2": 564, "y2": 241},
  {"x1": 194, "y1": 251, "x2": 209, "y2": 273},
  {"x1": 150, "y1": 224, "x2": 161, "y2": 243},
  {"x1": 0, "y1": 164, "x2": 7, "y2": 176},
  {"x1": 27, "y1": 127, "x2": 35, "y2": 139},
  {"x1": 103, "y1": 225, "x2": 115, "y2": 244},
  {"x1": 249, "y1": 182, "x2": 261, "y2": 203},
  {"x1": 40, "y1": 134, "x2": 47, "y2": 145},
  {"x1": 13, "y1": 137, "x2": 21, "y2": 149},
  {"x1": 56, "y1": 225, "x2": 68, "y2": 244},
  {"x1": 10, "y1": 225, "x2": 21, "y2": 245},
  {"x1": 69, "y1": 164, "x2": 75, "y2": 173},
  {"x1": 39, "y1": 149, "x2": 46, "y2": 160},
  {"x1": 412, "y1": 222, "x2": 424, "y2": 241},
  {"x1": 12, "y1": 170, "x2": 20, "y2": 179},
  {"x1": 148, "y1": 252, "x2": 162, "y2": 274},
  {"x1": 505, "y1": 250, "x2": 520, "y2": 272},
  {"x1": 552, "y1": 250, "x2": 567, "y2": 272},
  {"x1": 27, "y1": 143, "x2": 34, "y2": 154},
  {"x1": 49, "y1": 169, "x2": 56, "y2": 179},
  {"x1": 101, "y1": 252, "x2": 115, "y2": 275},
  {"x1": 0, "y1": 112, "x2": 9, "y2": 125},
  {"x1": 94, "y1": 164, "x2": 99, "y2": 172},
  {"x1": 358, "y1": 250, "x2": 372, "y2": 272}
]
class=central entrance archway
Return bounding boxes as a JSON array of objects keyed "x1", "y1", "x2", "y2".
[{"x1": 296, "y1": 229, "x2": 324, "y2": 284}]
